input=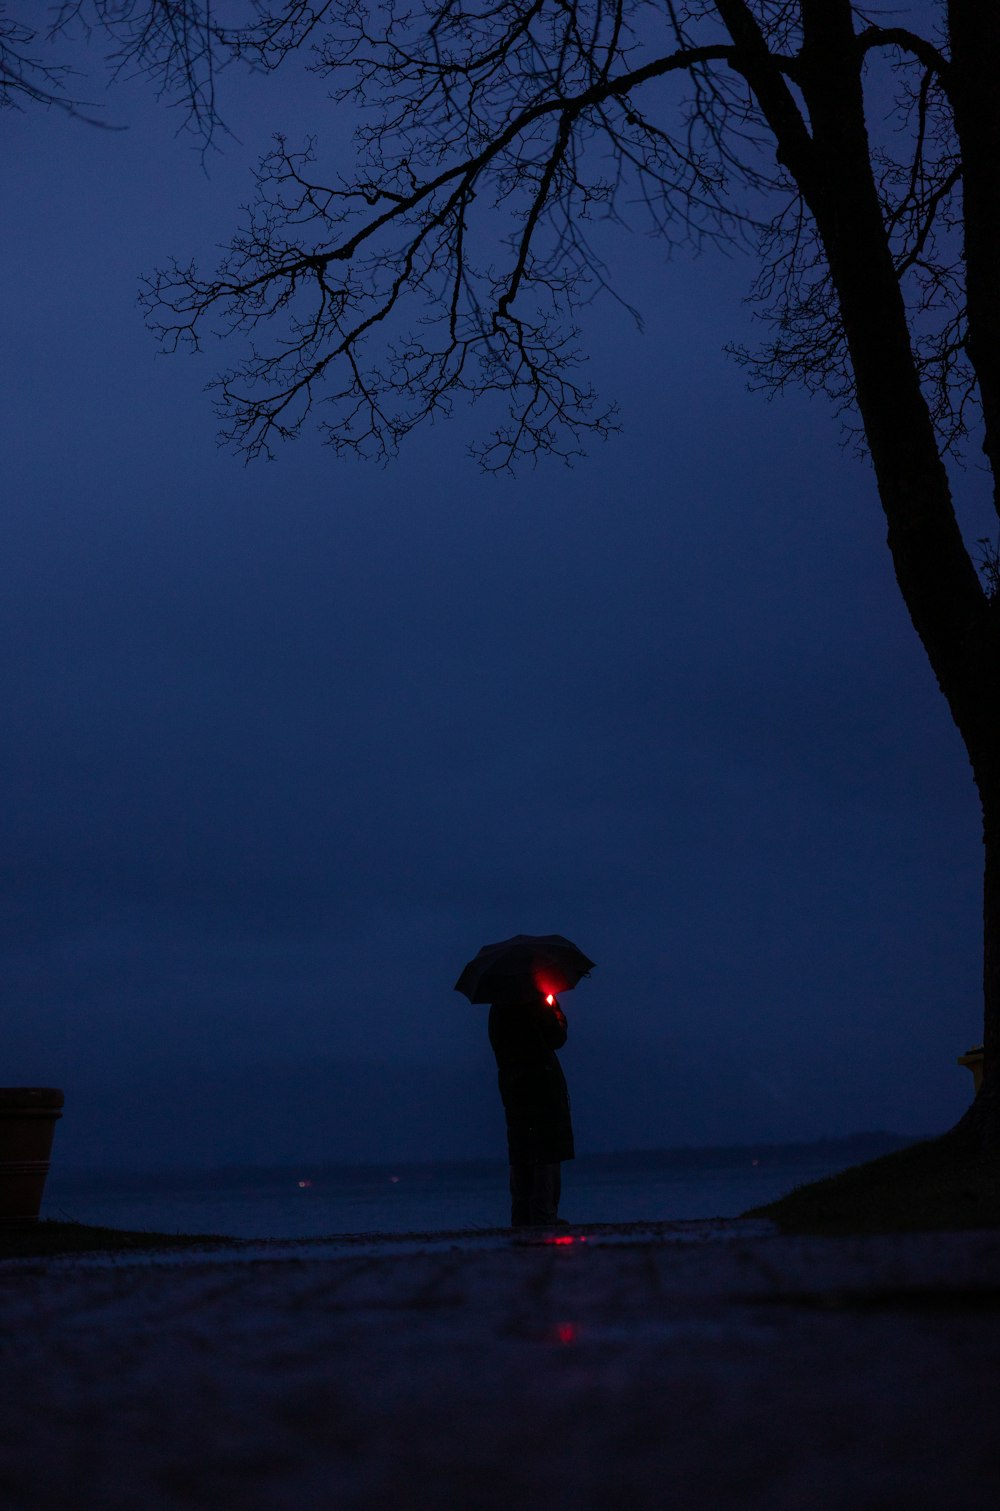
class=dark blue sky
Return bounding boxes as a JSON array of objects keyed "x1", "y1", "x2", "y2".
[{"x1": 1, "y1": 14, "x2": 989, "y2": 1168}]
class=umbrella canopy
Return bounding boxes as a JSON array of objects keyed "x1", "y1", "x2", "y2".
[{"x1": 454, "y1": 933, "x2": 595, "y2": 1005}]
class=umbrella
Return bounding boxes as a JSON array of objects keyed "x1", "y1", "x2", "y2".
[{"x1": 454, "y1": 933, "x2": 595, "y2": 1005}]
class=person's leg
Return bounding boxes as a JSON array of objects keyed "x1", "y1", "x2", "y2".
[
  {"x1": 527, "y1": 1162, "x2": 562, "y2": 1224},
  {"x1": 509, "y1": 1162, "x2": 533, "y2": 1226}
]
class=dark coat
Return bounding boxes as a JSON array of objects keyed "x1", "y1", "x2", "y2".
[{"x1": 488, "y1": 997, "x2": 575, "y2": 1164}]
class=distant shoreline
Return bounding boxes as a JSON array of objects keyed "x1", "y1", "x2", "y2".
[{"x1": 48, "y1": 1130, "x2": 924, "y2": 1189}]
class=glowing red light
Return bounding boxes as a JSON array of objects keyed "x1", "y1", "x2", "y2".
[
  {"x1": 545, "y1": 1235, "x2": 576, "y2": 1245},
  {"x1": 553, "y1": 1322, "x2": 579, "y2": 1344},
  {"x1": 545, "y1": 993, "x2": 555, "y2": 1006}
]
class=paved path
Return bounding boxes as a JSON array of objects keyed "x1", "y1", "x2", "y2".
[{"x1": 1, "y1": 1220, "x2": 998, "y2": 1508}]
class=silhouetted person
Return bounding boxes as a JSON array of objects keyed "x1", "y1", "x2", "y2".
[{"x1": 488, "y1": 993, "x2": 574, "y2": 1227}]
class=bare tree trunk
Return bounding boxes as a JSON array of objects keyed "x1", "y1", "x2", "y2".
[
  {"x1": 947, "y1": 0, "x2": 1000, "y2": 1135},
  {"x1": 801, "y1": 4, "x2": 999, "y2": 1139},
  {"x1": 723, "y1": 0, "x2": 999, "y2": 1140},
  {"x1": 806, "y1": 6, "x2": 999, "y2": 1139},
  {"x1": 977, "y1": 805, "x2": 1000, "y2": 1122}
]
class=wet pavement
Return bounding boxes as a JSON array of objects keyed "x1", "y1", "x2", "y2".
[{"x1": 1, "y1": 1219, "x2": 998, "y2": 1508}]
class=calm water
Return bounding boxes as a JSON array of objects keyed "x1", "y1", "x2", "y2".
[{"x1": 42, "y1": 1145, "x2": 898, "y2": 1239}]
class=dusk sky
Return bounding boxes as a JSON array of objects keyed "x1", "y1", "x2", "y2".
[{"x1": 2, "y1": 9, "x2": 990, "y2": 1170}]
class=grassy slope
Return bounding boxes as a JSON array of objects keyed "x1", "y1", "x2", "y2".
[{"x1": 747, "y1": 1128, "x2": 1000, "y2": 1234}]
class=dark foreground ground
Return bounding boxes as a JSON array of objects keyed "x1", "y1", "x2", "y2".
[{"x1": 1, "y1": 1218, "x2": 998, "y2": 1510}]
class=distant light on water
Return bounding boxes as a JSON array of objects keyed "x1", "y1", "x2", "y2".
[{"x1": 45, "y1": 1142, "x2": 880, "y2": 1239}]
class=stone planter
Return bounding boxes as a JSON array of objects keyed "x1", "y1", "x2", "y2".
[
  {"x1": 956, "y1": 1046, "x2": 984, "y2": 1096},
  {"x1": 0, "y1": 1088, "x2": 65, "y2": 1223}
]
